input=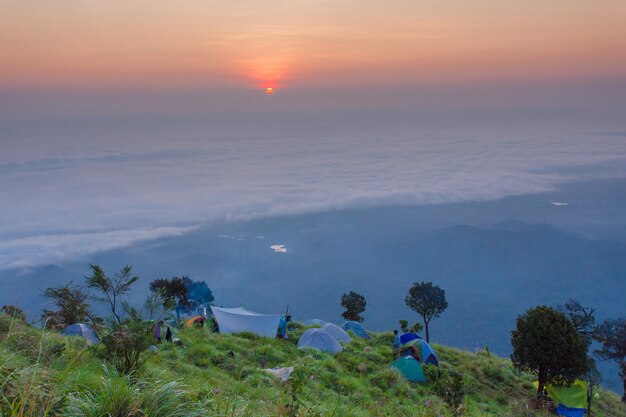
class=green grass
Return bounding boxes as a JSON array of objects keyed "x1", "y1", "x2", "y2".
[{"x1": 0, "y1": 314, "x2": 624, "y2": 417}]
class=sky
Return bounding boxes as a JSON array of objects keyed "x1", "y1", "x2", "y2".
[
  {"x1": 2, "y1": 0, "x2": 626, "y2": 91},
  {"x1": 1, "y1": 0, "x2": 626, "y2": 268}
]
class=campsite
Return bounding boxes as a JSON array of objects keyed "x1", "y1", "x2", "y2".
[{"x1": 1, "y1": 300, "x2": 624, "y2": 417}]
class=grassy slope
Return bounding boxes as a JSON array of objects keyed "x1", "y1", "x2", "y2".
[{"x1": 1, "y1": 316, "x2": 624, "y2": 417}]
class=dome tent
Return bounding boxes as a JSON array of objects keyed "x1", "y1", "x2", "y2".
[
  {"x1": 297, "y1": 328, "x2": 342, "y2": 354},
  {"x1": 321, "y1": 323, "x2": 351, "y2": 343},
  {"x1": 400, "y1": 332, "x2": 422, "y2": 345},
  {"x1": 400, "y1": 338, "x2": 439, "y2": 367},
  {"x1": 303, "y1": 318, "x2": 326, "y2": 326},
  {"x1": 211, "y1": 306, "x2": 281, "y2": 338},
  {"x1": 391, "y1": 356, "x2": 426, "y2": 383},
  {"x1": 342, "y1": 321, "x2": 370, "y2": 339},
  {"x1": 61, "y1": 323, "x2": 99, "y2": 344}
]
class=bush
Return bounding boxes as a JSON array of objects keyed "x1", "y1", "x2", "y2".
[{"x1": 424, "y1": 364, "x2": 466, "y2": 416}]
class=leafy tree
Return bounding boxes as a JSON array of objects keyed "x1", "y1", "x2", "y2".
[
  {"x1": 2, "y1": 305, "x2": 26, "y2": 322},
  {"x1": 398, "y1": 319, "x2": 423, "y2": 334},
  {"x1": 340, "y1": 291, "x2": 366, "y2": 322},
  {"x1": 86, "y1": 264, "x2": 138, "y2": 325},
  {"x1": 405, "y1": 282, "x2": 447, "y2": 342},
  {"x1": 150, "y1": 276, "x2": 189, "y2": 318},
  {"x1": 593, "y1": 318, "x2": 626, "y2": 403},
  {"x1": 41, "y1": 282, "x2": 92, "y2": 330},
  {"x1": 149, "y1": 276, "x2": 214, "y2": 318},
  {"x1": 511, "y1": 306, "x2": 589, "y2": 399}
]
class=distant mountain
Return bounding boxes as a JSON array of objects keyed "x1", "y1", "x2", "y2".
[
  {"x1": 1, "y1": 215, "x2": 624, "y2": 392},
  {"x1": 0, "y1": 264, "x2": 78, "y2": 315}
]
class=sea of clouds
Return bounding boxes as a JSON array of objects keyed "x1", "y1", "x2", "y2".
[{"x1": 2, "y1": 112, "x2": 626, "y2": 269}]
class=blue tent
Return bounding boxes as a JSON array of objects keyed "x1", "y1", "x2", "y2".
[
  {"x1": 61, "y1": 323, "x2": 99, "y2": 344},
  {"x1": 400, "y1": 338, "x2": 439, "y2": 367},
  {"x1": 400, "y1": 332, "x2": 422, "y2": 345},
  {"x1": 342, "y1": 321, "x2": 370, "y2": 339}
]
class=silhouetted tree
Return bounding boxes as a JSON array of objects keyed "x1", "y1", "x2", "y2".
[
  {"x1": 559, "y1": 299, "x2": 596, "y2": 340},
  {"x1": 341, "y1": 291, "x2": 366, "y2": 322},
  {"x1": 41, "y1": 282, "x2": 91, "y2": 330},
  {"x1": 593, "y1": 318, "x2": 626, "y2": 403},
  {"x1": 405, "y1": 281, "x2": 447, "y2": 342},
  {"x1": 511, "y1": 306, "x2": 589, "y2": 399}
]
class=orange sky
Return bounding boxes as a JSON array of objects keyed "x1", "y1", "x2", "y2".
[{"x1": 2, "y1": 0, "x2": 626, "y2": 90}]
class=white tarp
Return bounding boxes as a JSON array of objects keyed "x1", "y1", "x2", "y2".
[{"x1": 211, "y1": 306, "x2": 281, "y2": 338}]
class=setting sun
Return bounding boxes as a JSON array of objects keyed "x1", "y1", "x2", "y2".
[{"x1": 265, "y1": 87, "x2": 274, "y2": 95}]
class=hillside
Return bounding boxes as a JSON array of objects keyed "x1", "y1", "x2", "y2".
[{"x1": 1, "y1": 314, "x2": 624, "y2": 417}]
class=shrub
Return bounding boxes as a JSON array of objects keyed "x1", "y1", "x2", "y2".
[{"x1": 424, "y1": 364, "x2": 466, "y2": 416}]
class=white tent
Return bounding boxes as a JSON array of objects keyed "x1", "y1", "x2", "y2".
[
  {"x1": 321, "y1": 323, "x2": 351, "y2": 343},
  {"x1": 211, "y1": 306, "x2": 281, "y2": 338},
  {"x1": 297, "y1": 328, "x2": 342, "y2": 354}
]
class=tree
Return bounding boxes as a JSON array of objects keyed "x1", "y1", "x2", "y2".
[
  {"x1": 340, "y1": 291, "x2": 366, "y2": 322},
  {"x1": 2, "y1": 305, "x2": 26, "y2": 322},
  {"x1": 584, "y1": 358, "x2": 602, "y2": 414},
  {"x1": 398, "y1": 319, "x2": 423, "y2": 335},
  {"x1": 511, "y1": 306, "x2": 589, "y2": 399},
  {"x1": 559, "y1": 299, "x2": 596, "y2": 340},
  {"x1": 85, "y1": 264, "x2": 138, "y2": 325},
  {"x1": 593, "y1": 318, "x2": 626, "y2": 403},
  {"x1": 41, "y1": 282, "x2": 92, "y2": 330},
  {"x1": 405, "y1": 282, "x2": 447, "y2": 342},
  {"x1": 86, "y1": 264, "x2": 171, "y2": 374},
  {"x1": 150, "y1": 276, "x2": 189, "y2": 318},
  {"x1": 149, "y1": 276, "x2": 214, "y2": 318}
]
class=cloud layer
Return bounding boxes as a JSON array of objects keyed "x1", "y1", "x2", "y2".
[{"x1": 2, "y1": 113, "x2": 626, "y2": 268}]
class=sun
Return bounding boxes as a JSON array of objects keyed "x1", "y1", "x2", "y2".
[{"x1": 265, "y1": 87, "x2": 274, "y2": 95}]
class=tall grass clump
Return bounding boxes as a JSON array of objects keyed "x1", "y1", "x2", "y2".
[{"x1": 65, "y1": 366, "x2": 205, "y2": 417}]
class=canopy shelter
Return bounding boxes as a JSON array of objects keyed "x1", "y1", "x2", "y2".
[
  {"x1": 400, "y1": 338, "x2": 439, "y2": 367},
  {"x1": 321, "y1": 323, "x2": 351, "y2": 343},
  {"x1": 391, "y1": 356, "x2": 426, "y2": 383},
  {"x1": 61, "y1": 323, "x2": 99, "y2": 344},
  {"x1": 297, "y1": 328, "x2": 342, "y2": 354},
  {"x1": 211, "y1": 306, "x2": 281, "y2": 338},
  {"x1": 533, "y1": 380, "x2": 588, "y2": 417},
  {"x1": 400, "y1": 333, "x2": 422, "y2": 345},
  {"x1": 342, "y1": 321, "x2": 370, "y2": 339}
]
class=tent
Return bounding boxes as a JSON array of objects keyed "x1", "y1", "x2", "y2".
[
  {"x1": 321, "y1": 323, "x2": 351, "y2": 343},
  {"x1": 61, "y1": 323, "x2": 99, "y2": 344},
  {"x1": 400, "y1": 338, "x2": 439, "y2": 367},
  {"x1": 303, "y1": 319, "x2": 326, "y2": 326},
  {"x1": 342, "y1": 321, "x2": 370, "y2": 339},
  {"x1": 184, "y1": 315, "x2": 206, "y2": 328},
  {"x1": 211, "y1": 306, "x2": 281, "y2": 338},
  {"x1": 400, "y1": 333, "x2": 422, "y2": 344},
  {"x1": 297, "y1": 328, "x2": 342, "y2": 354},
  {"x1": 391, "y1": 356, "x2": 426, "y2": 382},
  {"x1": 533, "y1": 380, "x2": 588, "y2": 417}
]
